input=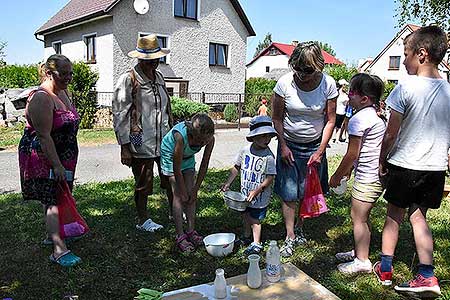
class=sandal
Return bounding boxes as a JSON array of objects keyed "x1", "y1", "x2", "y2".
[
  {"x1": 186, "y1": 230, "x2": 204, "y2": 247},
  {"x1": 49, "y1": 250, "x2": 81, "y2": 267},
  {"x1": 176, "y1": 233, "x2": 195, "y2": 253}
]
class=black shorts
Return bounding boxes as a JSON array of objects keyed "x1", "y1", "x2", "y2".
[
  {"x1": 383, "y1": 163, "x2": 446, "y2": 209},
  {"x1": 335, "y1": 114, "x2": 345, "y2": 129}
]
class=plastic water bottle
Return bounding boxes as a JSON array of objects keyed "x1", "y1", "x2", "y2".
[
  {"x1": 331, "y1": 177, "x2": 348, "y2": 195},
  {"x1": 214, "y1": 268, "x2": 227, "y2": 299},
  {"x1": 266, "y1": 240, "x2": 281, "y2": 283}
]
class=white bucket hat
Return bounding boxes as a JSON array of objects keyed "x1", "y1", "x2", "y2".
[{"x1": 246, "y1": 116, "x2": 277, "y2": 142}]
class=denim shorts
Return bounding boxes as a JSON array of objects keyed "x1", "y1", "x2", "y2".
[
  {"x1": 274, "y1": 139, "x2": 329, "y2": 201},
  {"x1": 245, "y1": 206, "x2": 268, "y2": 221}
]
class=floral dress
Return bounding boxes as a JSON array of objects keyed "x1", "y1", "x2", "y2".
[{"x1": 18, "y1": 89, "x2": 80, "y2": 206}]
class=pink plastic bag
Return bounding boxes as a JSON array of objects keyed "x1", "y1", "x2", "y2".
[
  {"x1": 57, "y1": 182, "x2": 89, "y2": 239},
  {"x1": 299, "y1": 165, "x2": 329, "y2": 218}
]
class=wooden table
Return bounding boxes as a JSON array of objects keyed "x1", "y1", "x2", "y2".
[{"x1": 162, "y1": 263, "x2": 340, "y2": 300}]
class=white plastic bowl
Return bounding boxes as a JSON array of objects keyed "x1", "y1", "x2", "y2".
[
  {"x1": 223, "y1": 190, "x2": 248, "y2": 212},
  {"x1": 203, "y1": 233, "x2": 236, "y2": 257}
]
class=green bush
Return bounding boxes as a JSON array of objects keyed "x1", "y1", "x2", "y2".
[
  {"x1": 68, "y1": 62, "x2": 99, "y2": 129},
  {"x1": 383, "y1": 81, "x2": 396, "y2": 100},
  {"x1": 0, "y1": 64, "x2": 40, "y2": 88},
  {"x1": 244, "y1": 77, "x2": 276, "y2": 116},
  {"x1": 171, "y1": 96, "x2": 210, "y2": 122},
  {"x1": 323, "y1": 64, "x2": 358, "y2": 84},
  {"x1": 223, "y1": 103, "x2": 238, "y2": 122}
]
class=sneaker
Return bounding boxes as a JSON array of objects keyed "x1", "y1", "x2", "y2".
[
  {"x1": 373, "y1": 261, "x2": 393, "y2": 286},
  {"x1": 337, "y1": 258, "x2": 372, "y2": 274},
  {"x1": 335, "y1": 249, "x2": 355, "y2": 262},
  {"x1": 280, "y1": 237, "x2": 296, "y2": 257},
  {"x1": 294, "y1": 227, "x2": 307, "y2": 245},
  {"x1": 244, "y1": 242, "x2": 263, "y2": 255},
  {"x1": 394, "y1": 274, "x2": 441, "y2": 298}
]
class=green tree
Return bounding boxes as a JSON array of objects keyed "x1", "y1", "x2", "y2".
[
  {"x1": 0, "y1": 41, "x2": 7, "y2": 67},
  {"x1": 244, "y1": 77, "x2": 276, "y2": 116},
  {"x1": 395, "y1": 0, "x2": 450, "y2": 31},
  {"x1": 317, "y1": 41, "x2": 336, "y2": 56},
  {"x1": 324, "y1": 64, "x2": 358, "y2": 83},
  {"x1": 68, "y1": 62, "x2": 99, "y2": 129},
  {"x1": 254, "y1": 33, "x2": 272, "y2": 57}
]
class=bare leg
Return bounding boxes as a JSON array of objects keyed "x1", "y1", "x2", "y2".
[
  {"x1": 381, "y1": 203, "x2": 405, "y2": 256},
  {"x1": 282, "y1": 201, "x2": 297, "y2": 240},
  {"x1": 351, "y1": 198, "x2": 374, "y2": 261},
  {"x1": 132, "y1": 161, "x2": 154, "y2": 225},
  {"x1": 183, "y1": 170, "x2": 196, "y2": 232},
  {"x1": 169, "y1": 176, "x2": 185, "y2": 236},
  {"x1": 409, "y1": 206, "x2": 433, "y2": 265},
  {"x1": 247, "y1": 215, "x2": 262, "y2": 244},
  {"x1": 46, "y1": 205, "x2": 68, "y2": 256}
]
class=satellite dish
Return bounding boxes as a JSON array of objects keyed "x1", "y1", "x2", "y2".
[{"x1": 134, "y1": 0, "x2": 149, "y2": 14}]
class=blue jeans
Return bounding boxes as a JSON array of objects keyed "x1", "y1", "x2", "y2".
[{"x1": 274, "y1": 139, "x2": 329, "y2": 201}]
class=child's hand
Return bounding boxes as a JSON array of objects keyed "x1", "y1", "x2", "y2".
[
  {"x1": 220, "y1": 183, "x2": 230, "y2": 192},
  {"x1": 247, "y1": 190, "x2": 259, "y2": 202},
  {"x1": 329, "y1": 174, "x2": 342, "y2": 188}
]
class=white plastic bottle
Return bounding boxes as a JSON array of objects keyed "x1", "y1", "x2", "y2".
[
  {"x1": 214, "y1": 268, "x2": 227, "y2": 299},
  {"x1": 266, "y1": 240, "x2": 281, "y2": 283},
  {"x1": 331, "y1": 177, "x2": 348, "y2": 195}
]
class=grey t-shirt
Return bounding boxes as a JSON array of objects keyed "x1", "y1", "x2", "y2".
[
  {"x1": 386, "y1": 76, "x2": 450, "y2": 171},
  {"x1": 234, "y1": 144, "x2": 276, "y2": 208}
]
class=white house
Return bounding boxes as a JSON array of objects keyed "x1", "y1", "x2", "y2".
[
  {"x1": 246, "y1": 42, "x2": 344, "y2": 80},
  {"x1": 360, "y1": 24, "x2": 450, "y2": 83},
  {"x1": 35, "y1": 0, "x2": 255, "y2": 105}
]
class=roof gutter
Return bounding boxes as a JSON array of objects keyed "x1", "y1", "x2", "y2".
[{"x1": 34, "y1": 33, "x2": 45, "y2": 43}]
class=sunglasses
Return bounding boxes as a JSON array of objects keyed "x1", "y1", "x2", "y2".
[{"x1": 292, "y1": 65, "x2": 316, "y2": 75}]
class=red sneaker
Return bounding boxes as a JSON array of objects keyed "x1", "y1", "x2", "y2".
[
  {"x1": 373, "y1": 261, "x2": 392, "y2": 286},
  {"x1": 394, "y1": 274, "x2": 441, "y2": 298}
]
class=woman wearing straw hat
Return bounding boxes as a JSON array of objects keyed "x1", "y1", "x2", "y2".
[{"x1": 112, "y1": 34, "x2": 174, "y2": 232}]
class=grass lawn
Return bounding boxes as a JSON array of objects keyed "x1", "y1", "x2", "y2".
[
  {"x1": 0, "y1": 126, "x2": 116, "y2": 149},
  {"x1": 0, "y1": 156, "x2": 449, "y2": 300}
]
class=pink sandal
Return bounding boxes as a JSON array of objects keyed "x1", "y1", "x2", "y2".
[
  {"x1": 176, "y1": 233, "x2": 195, "y2": 253},
  {"x1": 186, "y1": 230, "x2": 204, "y2": 247}
]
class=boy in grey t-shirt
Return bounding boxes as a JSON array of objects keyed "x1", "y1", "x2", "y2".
[{"x1": 221, "y1": 116, "x2": 277, "y2": 255}]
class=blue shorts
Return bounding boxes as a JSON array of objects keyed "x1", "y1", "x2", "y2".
[
  {"x1": 245, "y1": 206, "x2": 268, "y2": 221},
  {"x1": 274, "y1": 139, "x2": 329, "y2": 201}
]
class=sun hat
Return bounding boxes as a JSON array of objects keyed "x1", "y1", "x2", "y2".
[
  {"x1": 338, "y1": 79, "x2": 349, "y2": 86},
  {"x1": 247, "y1": 115, "x2": 277, "y2": 141},
  {"x1": 128, "y1": 34, "x2": 170, "y2": 60}
]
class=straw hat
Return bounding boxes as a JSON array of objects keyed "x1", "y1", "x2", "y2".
[{"x1": 128, "y1": 34, "x2": 170, "y2": 60}]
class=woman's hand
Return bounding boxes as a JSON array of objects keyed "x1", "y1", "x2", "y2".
[
  {"x1": 53, "y1": 165, "x2": 66, "y2": 182},
  {"x1": 281, "y1": 144, "x2": 295, "y2": 166},
  {"x1": 120, "y1": 144, "x2": 132, "y2": 166},
  {"x1": 307, "y1": 150, "x2": 323, "y2": 166}
]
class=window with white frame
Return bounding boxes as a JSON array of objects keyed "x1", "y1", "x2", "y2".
[
  {"x1": 389, "y1": 56, "x2": 400, "y2": 70},
  {"x1": 174, "y1": 0, "x2": 197, "y2": 19},
  {"x1": 84, "y1": 34, "x2": 96, "y2": 63},
  {"x1": 52, "y1": 41, "x2": 62, "y2": 54},
  {"x1": 209, "y1": 43, "x2": 228, "y2": 67},
  {"x1": 139, "y1": 33, "x2": 169, "y2": 64}
]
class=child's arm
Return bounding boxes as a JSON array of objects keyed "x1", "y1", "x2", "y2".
[
  {"x1": 379, "y1": 110, "x2": 403, "y2": 176},
  {"x1": 247, "y1": 175, "x2": 275, "y2": 202},
  {"x1": 190, "y1": 136, "x2": 215, "y2": 202},
  {"x1": 329, "y1": 135, "x2": 362, "y2": 188},
  {"x1": 172, "y1": 132, "x2": 189, "y2": 202},
  {"x1": 220, "y1": 165, "x2": 240, "y2": 192}
]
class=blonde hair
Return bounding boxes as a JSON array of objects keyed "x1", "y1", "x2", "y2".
[
  {"x1": 38, "y1": 54, "x2": 72, "y2": 83},
  {"x1": 288, "y1": 41, "x2": 325, "y2": 72}
]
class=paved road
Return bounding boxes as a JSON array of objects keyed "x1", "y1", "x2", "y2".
[{"x1": 0, "y1": 129, "x2": 346, "y2": 194}]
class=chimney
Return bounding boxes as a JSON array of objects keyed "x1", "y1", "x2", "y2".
[{"x1": 291, "y1": 40, "x2": 299, "y2": 46}]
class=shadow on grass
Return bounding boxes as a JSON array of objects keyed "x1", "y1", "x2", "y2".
[{"x1": 0, "y1": 168, "x2": 449, "y2": 300}]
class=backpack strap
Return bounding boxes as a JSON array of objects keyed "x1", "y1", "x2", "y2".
[{"x1": 129, "y1": 69, "x2": 142, "y2": 133}]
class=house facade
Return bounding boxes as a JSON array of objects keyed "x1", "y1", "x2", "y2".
[
  {"x1": 246, "y1": 42, "x2": 344, "y2": 80},
  {"x1": 35, "y1": 0, "x2": 255, "y2": 105},
  {"x1": 360, "y1": 24, "x2": 450, "y2": 83}
]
